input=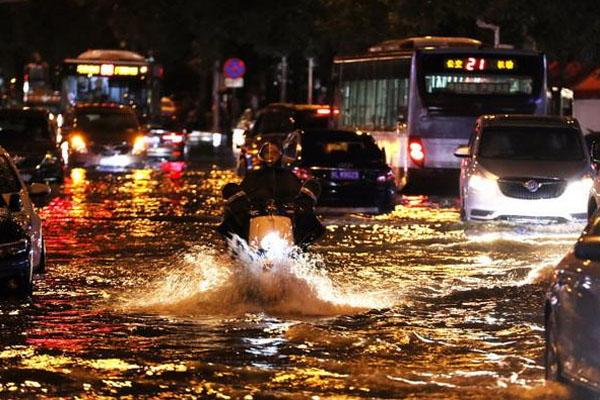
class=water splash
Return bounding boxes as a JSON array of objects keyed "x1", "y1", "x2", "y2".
[{"x1": 121, "y1": 237, "x2": 392, "y2": 317}]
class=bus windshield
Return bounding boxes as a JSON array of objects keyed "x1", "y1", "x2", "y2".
[{"x1": 418, "y1": 52, "x2": 544, "y2": 112}]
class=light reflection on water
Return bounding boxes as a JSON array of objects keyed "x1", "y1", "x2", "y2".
[{"x1": 0, "y1": 165, "x2": 584, "y2": 398}]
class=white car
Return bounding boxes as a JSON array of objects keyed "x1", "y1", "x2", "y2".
[
  {"x1": 0, "y1": 146, "x2": 49, "y2": 296},
  {"x1": 455, "y1": 115, "x2": 592, "y2": 222}
]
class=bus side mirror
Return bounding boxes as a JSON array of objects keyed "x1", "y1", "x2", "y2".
[{"x1": 454, "y1": 145, "x2": 470, "y2": 158}]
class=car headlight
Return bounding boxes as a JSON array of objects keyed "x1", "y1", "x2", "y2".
[
  {"x1": 132, "y1": 135, "x2": 147, "y2": 155},
  {"x1": 567, "y1": 176, "x2": 594, "y2": 196},
  {"x1": 468, "y1": 173, "x2": 497, "y2": 192},
  {"x1": 70, "y1": 134, "x2": 87, "y2": 153}
]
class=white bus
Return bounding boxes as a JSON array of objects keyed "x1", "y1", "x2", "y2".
[{"x1": 333, "y1": 36, "x2": 548, "y2": 188}]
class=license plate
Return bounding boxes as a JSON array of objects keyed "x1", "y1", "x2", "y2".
[{"x1": 331, "y1": 170, "x2": 360, "y2": 180}]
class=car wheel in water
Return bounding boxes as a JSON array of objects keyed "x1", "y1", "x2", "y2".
[
  {"x1": 37, "y1": 238, "x2": 47, "y2": 275},
  {"x1": 588, "y1": 198, "x2": 597, "y2": 219},
  {"x1": 236, "y1": 158, "x2": 247, "y2": 177},
  {"x1": 460, "y1": 198, "x2": 468, "y2": 222},
  {"x1": 16, "y1": 269, "x2": 33, "y2": 297},
  {"x1": 545, "y1": 309, "x2": 564, "y2": 382}
]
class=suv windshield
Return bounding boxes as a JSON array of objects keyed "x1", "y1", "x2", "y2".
[
  {"x1": 478, "y1": 126, "x2": 585, "y2": 161},
  {"x1": 0, "y1": 112, "x2": 50, "y2": 148},
  {"x1": 75, "y1": 108, "x2": 139, "y2": 136},
  {"x1": 302, "y1": 132, "x2": 384, "y2": 167}
]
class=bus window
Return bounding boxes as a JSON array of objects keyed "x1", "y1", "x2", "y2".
[{"x1": 338, "y1": 58, "x2": 410, "y2": 131}]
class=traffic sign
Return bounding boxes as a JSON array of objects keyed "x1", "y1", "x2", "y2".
[
  {"x1": 223, "y1": 58, "x2": 246, "y2": 79},
  {"x1": 224, "y1": 77, "x2": 244, "y2": 88}
]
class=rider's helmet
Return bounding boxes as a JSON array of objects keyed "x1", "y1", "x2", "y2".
[{"x1": 258, "y1": 142, "x2": 282, "y2": 166}]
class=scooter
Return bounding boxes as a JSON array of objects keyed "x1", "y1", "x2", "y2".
[{"x1": 248, "y1": 200, "x2": 295, "y2": 253}]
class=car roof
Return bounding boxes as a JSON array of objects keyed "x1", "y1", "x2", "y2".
[
  {"x1": 263, "y1": 103, "x2": 332, "y2": 112},
  {"x1": 74, "y1": 103, "x2": 135, "y2": 113},
  {"x1": 299, "y1": 129, "x2": 373, "y2": 139},
  {"x1": 478, "y1": 114, "x2": 580, "y2": 129}
]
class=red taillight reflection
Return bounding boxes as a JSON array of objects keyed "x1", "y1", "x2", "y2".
[
  {"x1": 293, "y1": 167, "x2": 311, "y2": 180},
  {"x1": 408, "y1": 137, "x2": 425, "y2": 167}
]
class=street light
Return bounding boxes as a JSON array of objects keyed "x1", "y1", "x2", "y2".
[{"x1": 476, "y1": 19, "x2": 500, "y2": 48}]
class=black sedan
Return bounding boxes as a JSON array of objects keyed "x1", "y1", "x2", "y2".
[
  {"x1": 546, "y1": 215, "x2": 600, "y2": 393},
  {"x1": 283, "y1": 129, "x2": 396, "y2": 214},
  {"x1": 0, "y1": 108, "x2": 65, "y2": 183}
]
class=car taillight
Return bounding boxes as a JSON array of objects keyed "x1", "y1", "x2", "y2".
[
  {"x1": 377, "y1": 170, "x2": 395, "y2": 183},
  {"x1": 162, "y1": 132, "x2": 184, "y2": 144},
  {"x1": 408, "y1": 137, "x2": 425, "y2": 167},
  {"x1": 293, "y1": 167, "x2": 312, "y2": 181}
]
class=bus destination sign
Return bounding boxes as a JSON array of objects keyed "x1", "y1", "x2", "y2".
[{"x1": 445, "y1": 58, "x2": 516, "y2": 71}]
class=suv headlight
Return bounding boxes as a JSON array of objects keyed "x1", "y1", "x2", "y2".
[
  {"x1": 567, "y1": 176, "x2": 593, "y2": 196},
  {"x1": 468, "y1": 173, "x2": 497, "y2": 192}
]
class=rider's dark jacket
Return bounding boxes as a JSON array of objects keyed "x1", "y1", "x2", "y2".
[{"x1": 218, "y1": 164, "x2": 323, "y2": 245}]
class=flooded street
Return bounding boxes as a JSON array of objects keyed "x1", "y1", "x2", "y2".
[{"x1": 0, "y1": 160, "x2": 583, "y2": 399}]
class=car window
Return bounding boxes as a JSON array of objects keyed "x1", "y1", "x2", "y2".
[
  {"x1": 0, "y1": 156, "x2": 21, "y2": 193},
  {"x1": 478, "y1": 126, "x2": 585, "y2": 161},
  {"x1": 252, "y1": 110, "x2": 294, "y2": 135},
  {"x1": 302, "y1": 133, "x2": 384, "y2": 167},
  {"x1": 75, "y1": 109, "x2": 139, "y2": 133}
]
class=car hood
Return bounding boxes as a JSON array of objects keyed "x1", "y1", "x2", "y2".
[{"x1": 478, "y1": 158, "x2": 590, "y2": 180}]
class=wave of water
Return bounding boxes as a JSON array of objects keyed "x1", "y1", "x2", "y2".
[{"x1": 120, "y1": 237, "x2": 393, "y2": 317}]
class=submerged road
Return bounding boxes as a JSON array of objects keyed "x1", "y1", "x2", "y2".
[{"x1": 0, "y1": 158, "x2": 583, "y2": 399}]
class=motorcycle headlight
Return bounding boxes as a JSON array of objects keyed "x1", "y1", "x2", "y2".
[{"x1": 468, "y1": 173, "x2": 497, "y2": 192}]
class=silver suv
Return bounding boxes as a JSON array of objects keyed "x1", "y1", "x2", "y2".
[{"x1": 455, "y1": 115, "x2": 592, "y2": 222}]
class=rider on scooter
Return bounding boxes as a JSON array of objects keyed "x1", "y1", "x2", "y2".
[{"x1": 218, "y1": 141, "x2": 324, "y2": 245}]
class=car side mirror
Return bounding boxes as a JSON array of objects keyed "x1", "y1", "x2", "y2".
[
  {"x1": 454, "y1": 145, "x2": 470, "y2": 158},
  {"x1": 28, "y1": 182, "x2": 51, "y2": 197},
  {"x1": 8, "y1": 193, "x2": 22, "y2": 212},
  {"x1": 574, "y1": 236, "x2": 600, "y2": 261}
]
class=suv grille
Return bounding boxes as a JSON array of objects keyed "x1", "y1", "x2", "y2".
[{"x1": 498, "y1": 177, "x2": 566, "y2": 200}]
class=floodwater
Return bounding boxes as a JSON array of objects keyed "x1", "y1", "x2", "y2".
[{"x1": 0, "y1": 160, "x2": 585, "y2": 399}]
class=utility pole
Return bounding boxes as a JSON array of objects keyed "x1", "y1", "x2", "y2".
[
  {"x1": 212, "y1": 60, "x2": 220, "y2": 132},
  {"x1": 476, "y1": 19, "x2": 500, "y2": 48},
  {"x1": 307, "y1": 57, "x2": 314, "y2": 104},
  {"x1": 279, "y1": 56, "x2": 288, "y2": 103}
]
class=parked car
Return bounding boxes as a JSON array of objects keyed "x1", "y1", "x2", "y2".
[
  {"x1": 545, "y1": 214, "x2": 600, "y2": 392},
  {"x1": 0, "y1": 146, "x2": 49, "y2": 296},
  {"x1": 237, "y1": 103, "x2": 335, "y2": 174},
  {"x1": 0, "y1": 108, "x2": 64, "y2": 183},
  {"x1": 455, "y1": 115, "x2": 592, "y2": 222},
  {"x1": 65, "y1": 103, "x2": 146, "y2": 171},
  {"x1": 283, "y1": 129, "x2": 396, "y2": 214}
]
